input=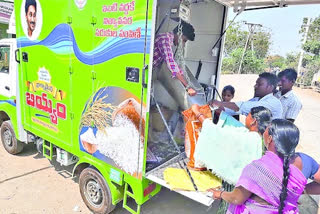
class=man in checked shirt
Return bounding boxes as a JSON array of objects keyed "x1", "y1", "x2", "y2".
[{"x1": 153, "y1": 21, "x2": 197, "y2": 96}]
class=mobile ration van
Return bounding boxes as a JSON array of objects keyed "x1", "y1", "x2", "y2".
[
  {"x1": 0, "y1": 0, "x2": 316, "y2": 214},
  {"x1": 0, "y1": 0, "x2": 228, "y2": 213}
]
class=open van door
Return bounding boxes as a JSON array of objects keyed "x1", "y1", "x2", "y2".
[
  {"x1": 0, "y1": 39, "x2": 16, "y2": 99},
  {"x1": 146, "y1": 0, "x2": 320, "y2": 208},
  {"x1": 145, "y1": 0, "x2": 227, "y2": 207}
]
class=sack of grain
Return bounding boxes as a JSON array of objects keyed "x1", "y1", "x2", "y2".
[{"x1": 112, "y1": 98, "x2": 146, "y2": 138}]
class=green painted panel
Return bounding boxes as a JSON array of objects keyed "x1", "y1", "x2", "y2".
[{"x1": 14, "y1": 0, "x2": 157, "y2": 207}]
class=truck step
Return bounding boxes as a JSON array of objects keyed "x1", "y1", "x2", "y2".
[
  {"x1": 43, "y1": 141, "x2": 53, "y2": 161},
  {"x1": 123, "y1": 183, "x2": 141, "y2": 214}
]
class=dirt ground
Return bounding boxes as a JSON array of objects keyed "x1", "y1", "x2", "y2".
[{"x1": 0, "y1": 74, "x2": 319, "y2": 214}]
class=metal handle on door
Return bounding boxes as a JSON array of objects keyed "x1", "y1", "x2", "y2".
[
  {"x1": 15, "y1": 49, "x2": 20, "y2": 63},
  {"x1": 142, "y1": 65, "x2": 148, "y2": 88},
  {"x1": 5, "y1": 86, "x2": 10, "y2": 91}
]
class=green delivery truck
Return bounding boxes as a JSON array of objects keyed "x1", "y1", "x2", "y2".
[
  {"x1": 2, "y1": 0, "x2": 320, "y2": 213},
  {"x1": 0, "y1": 0, "x2": 231, "y2": 213}
]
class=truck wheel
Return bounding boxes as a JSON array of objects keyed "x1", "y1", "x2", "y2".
[
  {"x1": 79, "y1": 167, "x2": 115, "y2": 214},
  {"x1": 1, "y1": 121, "x2": 24, "y2": 154}
]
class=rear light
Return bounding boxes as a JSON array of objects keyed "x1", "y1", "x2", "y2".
[{"x1": 143, "y1": 183, "x2": 156, "y2": 197}]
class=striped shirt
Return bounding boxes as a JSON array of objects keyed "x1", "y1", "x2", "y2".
[
  {"x1": 153, "y1": 32, "x2": 183, "y2": 78},
  {"x1": 275, "y1": 90, "x2": 302, "y2": 120}
]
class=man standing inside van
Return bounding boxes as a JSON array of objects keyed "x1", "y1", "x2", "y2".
[
  {"x1": 25, "y1": 0, "x2": 37, "y2": 38},
  {"x1": 153, "y1": 21, "x2": 197, "y2": 96}
]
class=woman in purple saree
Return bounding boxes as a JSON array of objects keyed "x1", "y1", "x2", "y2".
[{"x1": 209, "y1": 119, "x2": 307, "y2": 213}]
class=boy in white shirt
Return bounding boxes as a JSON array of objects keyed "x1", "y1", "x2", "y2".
[{"x1": 275, "y1": 68, "x2": 302, "y2": 123}]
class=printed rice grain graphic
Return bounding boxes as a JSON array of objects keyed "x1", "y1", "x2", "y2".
[
  {"x1": 80, "y1": 88, "x2": 115, "y2": 132},
  {"x1": 79, "y1": 88, "x2": 145, "y2": 178},
  {"x1": 80, "y1": 88, "x2": 115, "y2": 154},
  {"x1": 112, "y1": 98, "x2": 146, "y2": 138}
]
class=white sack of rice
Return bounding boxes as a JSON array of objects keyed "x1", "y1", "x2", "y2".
[
  {"x1": 115, "y1": 98, "x2": 146, "y2": 120},
  {"x1": 97, "y1": 114, "x2": 144, "y2": 175}
]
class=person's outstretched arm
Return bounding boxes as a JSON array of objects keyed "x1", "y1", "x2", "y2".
[
  {"x1": 191, "y1": 104, "x2": 208, "y2": 123},
  {"x1": 208, "y1": 186, "x2": 252, "y2": 205},
  {"x1": 157, "y1": 35, "x2": 196, "y2": 96},
  {"x1": 209, "y1": 100, "x2": 240, "y2": 112},
  {"x1": 305, "y1": 167, "x2": 320, "y2": 195},
  {"x1": 176, "y1": 73, "x2": 196, "y2": 96},
  {"x1": 305, "y1": 181, "x2": 320, "y2": 195}
]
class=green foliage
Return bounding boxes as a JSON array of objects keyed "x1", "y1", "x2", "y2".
[
  {"x1": 302, "y1": 54, "x2": 314, "y2": 67},
  {"x1": 222, "y1": 21, "x2": 271, "y2": 74},
  {"x1": 222, "y1": 48, "x2": 265, "y2": 74},
  {"x1": 285, "y1": 52, "x2": 299, "y2": 70},
  {"x1": 303, "y1": 40, "x2": 320, "y2": 56},
  {"x1": 222, "y1": 48, "x2": 243, "y2": 74},
  {"x1": 265, "y1": 55, "x2": 286, "y2": 70},
  {"x1": 241, "y1": 50, "x2": 266, "y2": 74},
  {"x1": 224, "y1": 22, "x2": 247, "y2": 57},
  {"x1": 300, "y1": 16, "x2": 320, "y2": 49},
  {"x1": 252, "y1": 31, "x2": 272, "y2": 59},
  {"x1": 302, "y1": 57, "x2": 320, "y2": 85},
  {"x1": 298, "y1": 16, "x2": 320, "y2": 85}
]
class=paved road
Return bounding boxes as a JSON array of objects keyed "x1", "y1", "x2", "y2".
[
  {"x1": 0, "y1": 74, "x2": 319, "y2": 213},
  {"x1": 294, "y1": 87, "x2": 320, "y2": 162}
]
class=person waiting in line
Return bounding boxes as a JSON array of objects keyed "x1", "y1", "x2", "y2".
[
  {"x1": 221, "y1": 85, "x2": 236, "y2": 103},
  {"x1": 247, "y1": 106, "x2": 320, "y2": 189},
  {"x1": 244, "y1": 108, "x2": 320, "y2": 209},
  {"x1": 213, "y1": 85, "x2": 239, "y2": 123},
  {"x1": 293, "y1": 152, "x2": 320, "y2": 193},
  {"x1": 213, "y1": 106, "x2": 272, "y2": 214},
  {"x1": 153, "y1": 20, "x2": 197, "y2": 96},
  {"x1": 209, "y1": 72, "x2": 283, "y2": 119},
  {"x1": 245, "y1": 106, "x2": 272, "y2": 136},
  {"x1": 275, "y1": 68, "x2": 302, "y2": 123},
  {"x1": 208, "y1": 119, "x2": 309, "y2": 214},
  {"x1": 246, "y1": 107, "x2": 320, "y2": 195}
]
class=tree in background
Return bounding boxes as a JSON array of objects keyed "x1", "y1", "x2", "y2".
[
  {"x1": 222, "y1": 21, "x2": 271, "y2": 74},
  {"x1": 222, "y1": 19, "x2": 320, "y2": 79},
  {"x1": 265, "y1": 55, "x2": 286, "y2": 71},
  {"x1": 285, "y1": 52, "x2": 299, "y2": 69},
  {"x1": 299, "y1": 16, "x2": 320, "y2": 85},
  {"x1": 223, "y1": 22, "x2": 247, "y2": 57},
  {"x1": 252, "y1": 31, "x2": 272, "y2": 59}
]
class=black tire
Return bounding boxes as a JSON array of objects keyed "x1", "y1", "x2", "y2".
[
  {"x1": 79, "y1": 167, "x2": 115, "y2": 214},
  {"x1": 1, "y1": 121, "x2": 24, "y2": 154}
]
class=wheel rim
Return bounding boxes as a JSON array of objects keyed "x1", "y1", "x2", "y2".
[
  {"x1": 84, "y1": 179, "x2": 103, "y2": 207},
  {"x1": 3, "y1": 129, "x2": 13, "y2": 147}
]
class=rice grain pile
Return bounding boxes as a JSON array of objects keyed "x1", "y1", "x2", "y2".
[{"x1": 97, "y1": 114, "x2": 144, "y2": 175}]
